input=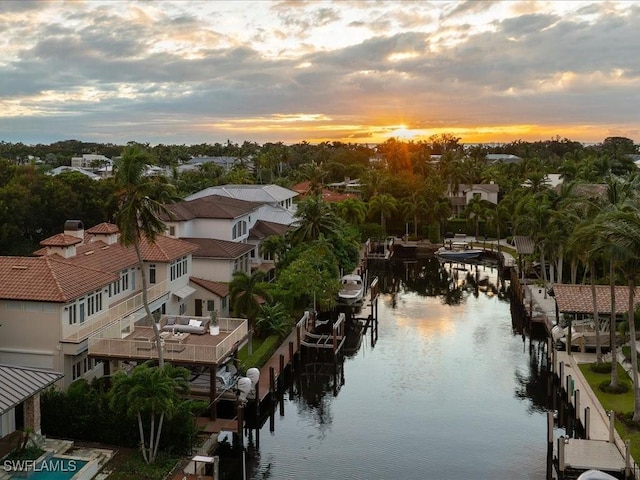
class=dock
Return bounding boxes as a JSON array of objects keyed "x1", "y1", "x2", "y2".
[{"x1": 550, "y1": 348, "x2": 634, "y2": 478}]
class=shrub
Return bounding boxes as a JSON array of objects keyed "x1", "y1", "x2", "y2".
[
  {"x1": 599, "y1": 379, "x2": 630, "y2": 394},
  {"x1": 240, "y1": 335, "x2": 281, "y2": 372},
  {"x1": 590, "y1": 362, "x2": 612, "y2": 374}
]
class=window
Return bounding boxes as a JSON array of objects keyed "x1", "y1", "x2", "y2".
[
  {"x1": 121, "y1": 269, "x2": 129, "y2": 291},
  {"x1": 221, "y1": 297, "x2": 228, "y2": 310},
  {"x1": 83, "y1": 357, "x2": 92, "y2": 373},
  {"x1": 72, "y1": 362, "x2": 82, "y2": 380},
  {"x1": 179, "y1": 302, "x2": 186, "y2": 315},
  {"x1": 68, "y1": 304, "x2": 77, "y2": 325},
  {"x1": 170, "y1": 256, "x2": 188, "y2": 281},
  {"x1": 207, "y1": 299, "x2": 215, "y2": 311},
  {"x1": 149, "y1": 264, "x2": 156, "y2": 284},
  {"x1": 79, "y1": 299, "x2": 85, "y2": 324},
  {"x1": 169, "y1": 226, "x2": 176, "y2": 236}
]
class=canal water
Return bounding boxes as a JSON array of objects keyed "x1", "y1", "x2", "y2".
[{"x1": 241, "y1": 258, "x2": 550, "y2": 480}]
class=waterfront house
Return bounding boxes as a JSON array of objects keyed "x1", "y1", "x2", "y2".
[
  {"x1": 163, "y1": 188, "x2": 294, "y2": 280},
  {"x1": 0, "y1": 220, "x2": 202, "y2": 389},
  {"x1": 447, "y1": 183, "x2": 499, "y2": 215}
]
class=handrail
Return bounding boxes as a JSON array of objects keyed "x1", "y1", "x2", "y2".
[{"x1": 63, "y1": 281, "x2": 168, "y2": 342}]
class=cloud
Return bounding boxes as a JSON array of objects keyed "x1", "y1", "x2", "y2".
[{"x1": 0, "y1": 1, "x2": 638, "y2": 145}]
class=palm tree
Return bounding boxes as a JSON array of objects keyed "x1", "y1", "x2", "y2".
[
  {"x1": 256, "y1": 302, "x2": 290, "y2": 337},
  {"x1": 462, "y1": 196, "x2": 492, "y2": 239},
  {"x1": 110, "y1": 362, "x2": 190, "y2": 463},
  {"x1": 290, "y1": 195, "x2": 342, "y2": 244},
  {"x1": 229, "y1": 270, "x2": 272, "y2": 355},
  {"x1": 334, "y1": 198, "x2": 367, "y2": 225},
  {"x1": 114, "y1": 146, "x2": 176, "y2": 368},
  {"x1": 368, "y1": 193, "x2": 397, "y2": 234},
  {"x1": 401, "y1": 191, "x2": 428, "y2": 238},
  {"x1": 599, "y1": 205, "x2": 640, "y2": 420},
  {"x1": 260, "y1": 234, "x2": 287, "y2": 265}
]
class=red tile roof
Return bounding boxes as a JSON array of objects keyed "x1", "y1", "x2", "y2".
[
  {"x1": 138, "y1": 235, "x2": 199, "y2": 262},
  {"x1": 0, "y1": 256, "x2": 118, "y2": 302},
  {"x1": 553, "y1": 284, "x2": 640, "y2": 314},
  {"x1": 190, "y1": 277, "x2": 229, "y2": 297},
  {"x1": 86, "y1": 222, "x2": 119, "y2": 234},
  {"x1": 39, "y1": 234, "x2": 82, "y2": 247}
]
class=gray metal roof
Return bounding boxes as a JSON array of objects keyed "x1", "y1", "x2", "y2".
[
  {"x1": 513, "y1": 235, "x2": 535, "y2": 255},
  {"x1": 0, "y1": 364, "x2": 63, "y2": 415},
  {"x1": 186, "y1": 184, "x2": 297, "y2": 204}
]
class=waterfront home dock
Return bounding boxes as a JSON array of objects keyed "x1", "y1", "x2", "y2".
[{"x1": 553, "y1": 349, "x2": 634, "y2": 478}]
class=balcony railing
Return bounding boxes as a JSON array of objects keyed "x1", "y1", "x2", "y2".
[
  {"x1": 63, "y1": 281, "x2": 168, "y2": 342},
  {"x1": 88, "y1": 315, "x2": 248, "y2": 365}
]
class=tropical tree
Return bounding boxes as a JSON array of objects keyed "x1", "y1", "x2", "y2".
[
  {"x1": 368, "y1": 193, "x2": 397, "y2": 234},
  {"x1": 462, "y1": 196, "x2": 492, "y2": 239},
  {"x1": 260, "y1": 234, "x2": 287, "y2": 265},
  {"x1": 290, "y1": 195, "x2": 342, "y2": 244},
  {"x1": 255, "y1": 302, "x2": 291, "y2": 337},
  {"x1": 334, "y1": 198, "x2": 367, "y2": 225},
  {"x1": 401, "y1": 189, "x2": 428, "y2": 238},
  {"x1": 114, "y1": 146, "x2": 176, "y2": 367},
  {"x1": 599, "y1": 205, "x2": 640, "y2": 420},
  {"x1": 109, "y1": 362, "x2": 190, "y2": 464},
  {"x1": 229, "y1": 270, "x2": 272, "y2": 355}
]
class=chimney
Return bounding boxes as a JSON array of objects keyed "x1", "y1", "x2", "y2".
[{"x1": 64, "y1": 220, "x2": 85, "y2": 243}]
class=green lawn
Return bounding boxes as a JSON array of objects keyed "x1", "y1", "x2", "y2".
[{"x1": 578, "y1": 363, "x2": 640, "y2": 461}]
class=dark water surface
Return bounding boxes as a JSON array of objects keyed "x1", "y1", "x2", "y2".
[{"x1": 245, "y1": 261, "x2": 548, "y2": 480}]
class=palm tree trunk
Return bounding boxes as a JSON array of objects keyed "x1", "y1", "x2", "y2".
[
  {"x1": 414, "y1": 214, "x2": 418, "y2": 238},
  {"x1": 540, "y1": 249, "x2": 548, "y2": 299},
  {"x1": 137, "y1": 412, "x2": 149, "y2": 463},
  {"x1": 151, "y1": 412, "x2": 165, "y2": 463},
  {"x1": 590, "y1": 262, "x2": 602, "y2": 364},
  {"x1": 149, "y1": 411, "x2": 156, "y2": 464},
  {"x1": 627, "y1": 276, "x2": 640, "y2": 422},
  {"x1": 610, "y1": 259, "x2": 619, "y2": 388},
  {"x1": 134, "y1": 242, "x2": 164, "y2": 368}
]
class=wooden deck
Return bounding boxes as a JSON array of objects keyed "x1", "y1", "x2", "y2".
[
  {"x1": 89, "y1": 322, "x2": 248, "y2": 366},
  {"x1": 561, "y1": 438, "x2": 627, "y2": 473}
]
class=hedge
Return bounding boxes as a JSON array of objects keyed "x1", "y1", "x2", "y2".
[{"x1": 240, "y1": 335, "x2": 282, "y2": 373}]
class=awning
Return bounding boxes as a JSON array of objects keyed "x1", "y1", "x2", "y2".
[
  {"x1": 173, "y1": 285, "x2": 196, "y2": 300},
  {"x1": 0, "y1": 365, "x2": 63, "y2": 415}
]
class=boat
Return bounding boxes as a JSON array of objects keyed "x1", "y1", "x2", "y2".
[
  {"x1": 435, "y1": 242, "x2": 484, "y2": 262},
  {"x1": 553, "y1": 318, "x2": 618, "y2": 351},
  {"x1": 338, "y1": 274, "x2": 364, "y2": 304}
]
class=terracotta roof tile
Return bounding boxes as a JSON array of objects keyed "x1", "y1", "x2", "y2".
[
  {"x1": 0, "y1": 256, "x2": 118, "y2": 302},
  {"x1": 190, "y1": 277, "x2": 229, "y2": 297},
  {"x1": 182, "y1": 237, "x2": 254, "y2": 259},
  {"x1": 39, "y1": 234, "x2": 83, "y2": 247},
  {"x1": 553, "y1": 284, "x2": 640, "y2": 314},
  {"x1": 138, "y1": 235, "x2": 199, "y2": 262},
  {"x1": 86, "y1": 222, "x2": 119, "y2": 234}
]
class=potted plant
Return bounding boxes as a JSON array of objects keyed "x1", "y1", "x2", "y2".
[{"x1": 209, "y1": 310, "x2": 219, "y2": 335}]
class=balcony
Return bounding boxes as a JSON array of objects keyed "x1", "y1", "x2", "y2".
[
  {"x1": 63, "y1": 281, "x2": 168, "y2": 342},
  {"x1": 88, "y1": 315, "x2": 248, "y2": 366}
]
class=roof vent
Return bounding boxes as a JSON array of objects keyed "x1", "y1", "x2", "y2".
[
  {"x1": 11, "y1": 265, "x2": 28, "y2": 270},
  {"x1": 64, "y1": 220, "x2": 84, "y2": 231}
]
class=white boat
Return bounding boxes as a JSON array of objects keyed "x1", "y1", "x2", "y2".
[
  {"x1": 338, "y1": 274, "x2": 364, "y2": 304},
  {"x1": 553, "y1": 318, "x2": 617, "y2": 350},
  {"x1": 435, "y1": 242, "x2": 483, "y2": 262},
  {"x1": 577, "y1": 470, "x2": 618, "y2": 480}
]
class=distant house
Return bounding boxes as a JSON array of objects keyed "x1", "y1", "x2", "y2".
[
  {"x1": 70, "y1": 154, "x2": 114, "y2": 177},
  {"x1": 448, "y1": 183, "x2": 499, "y2": 215},
  {"x1": 177, "y1": 156, "x2": 248, "y2": 173},
  {"x1": 186, "y1": 184, "x2": 297, "y2": 211},
  {"x1": 291, "y1": 181, "x2": 358, "y2": 203},
  {"x1": 486, "y1": 154, "x2": 522, "y2": 164},
  {"x1": 46, "y1": 166, "x2": 102, "y2": 180},
  {"x1": 163, "y1": 189, "x2": 294, "y2": 280}
]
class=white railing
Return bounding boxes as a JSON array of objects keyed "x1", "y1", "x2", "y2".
[
  {"x1": 88, "y1": 316, "x2": 248, "y2": 364},
  {"x1": 64, "y1": 281, "x2": 168, "y2": 342}
]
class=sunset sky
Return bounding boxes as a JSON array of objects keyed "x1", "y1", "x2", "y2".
[{"x1": 1, "y1": 0, "x2": 639, "y2": 146}]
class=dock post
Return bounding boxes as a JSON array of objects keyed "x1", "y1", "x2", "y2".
[
  {"x1": 546, "y1": 337, "x2": 552, "y2": 369},
  {"x1": 546, "y1": 410, "x2": 554, "y2": 480},
  {"x1": 552, "y1": 346, "x2": 557, "y2": 374},
  {"x1": 558, "y1": 361, "x2": 564, "y2": 386},
  {"x1": 609, "y1": 410, "x2": 615, "y2": 442},
  {"x1": 255, "y1": 382, "x2": 260, "y2": 418},
  {"x1": 584, "y1": 407, "x2": 590, "y2": 440},
  {"x1": 279, "y1": 354, "x2": 285, "y2": 387},
  {"x1": 289, "y1": 342, "x2": 294, "y2": 372},
  {"x1": 574, "y1": 390, "x2": 580, "y2": 422},
  {"x1": 558, "y1": 436, "x2": 566, "y2": 476},
  {"x1": 236, "y1": 403, "x2": 244, "y2": 448},
  {"x1": 625, "y1": 439, "x2": 631, "y2": 479},
  {"x1": 566, "y1": 375, "x2": 572, "y2": 402},
  {"x1": 210, "y1": 364, "x2": 217, "y2": 421},
  {"x1": 213, "y1": 456, "x2": 219, "y2": 480}
]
